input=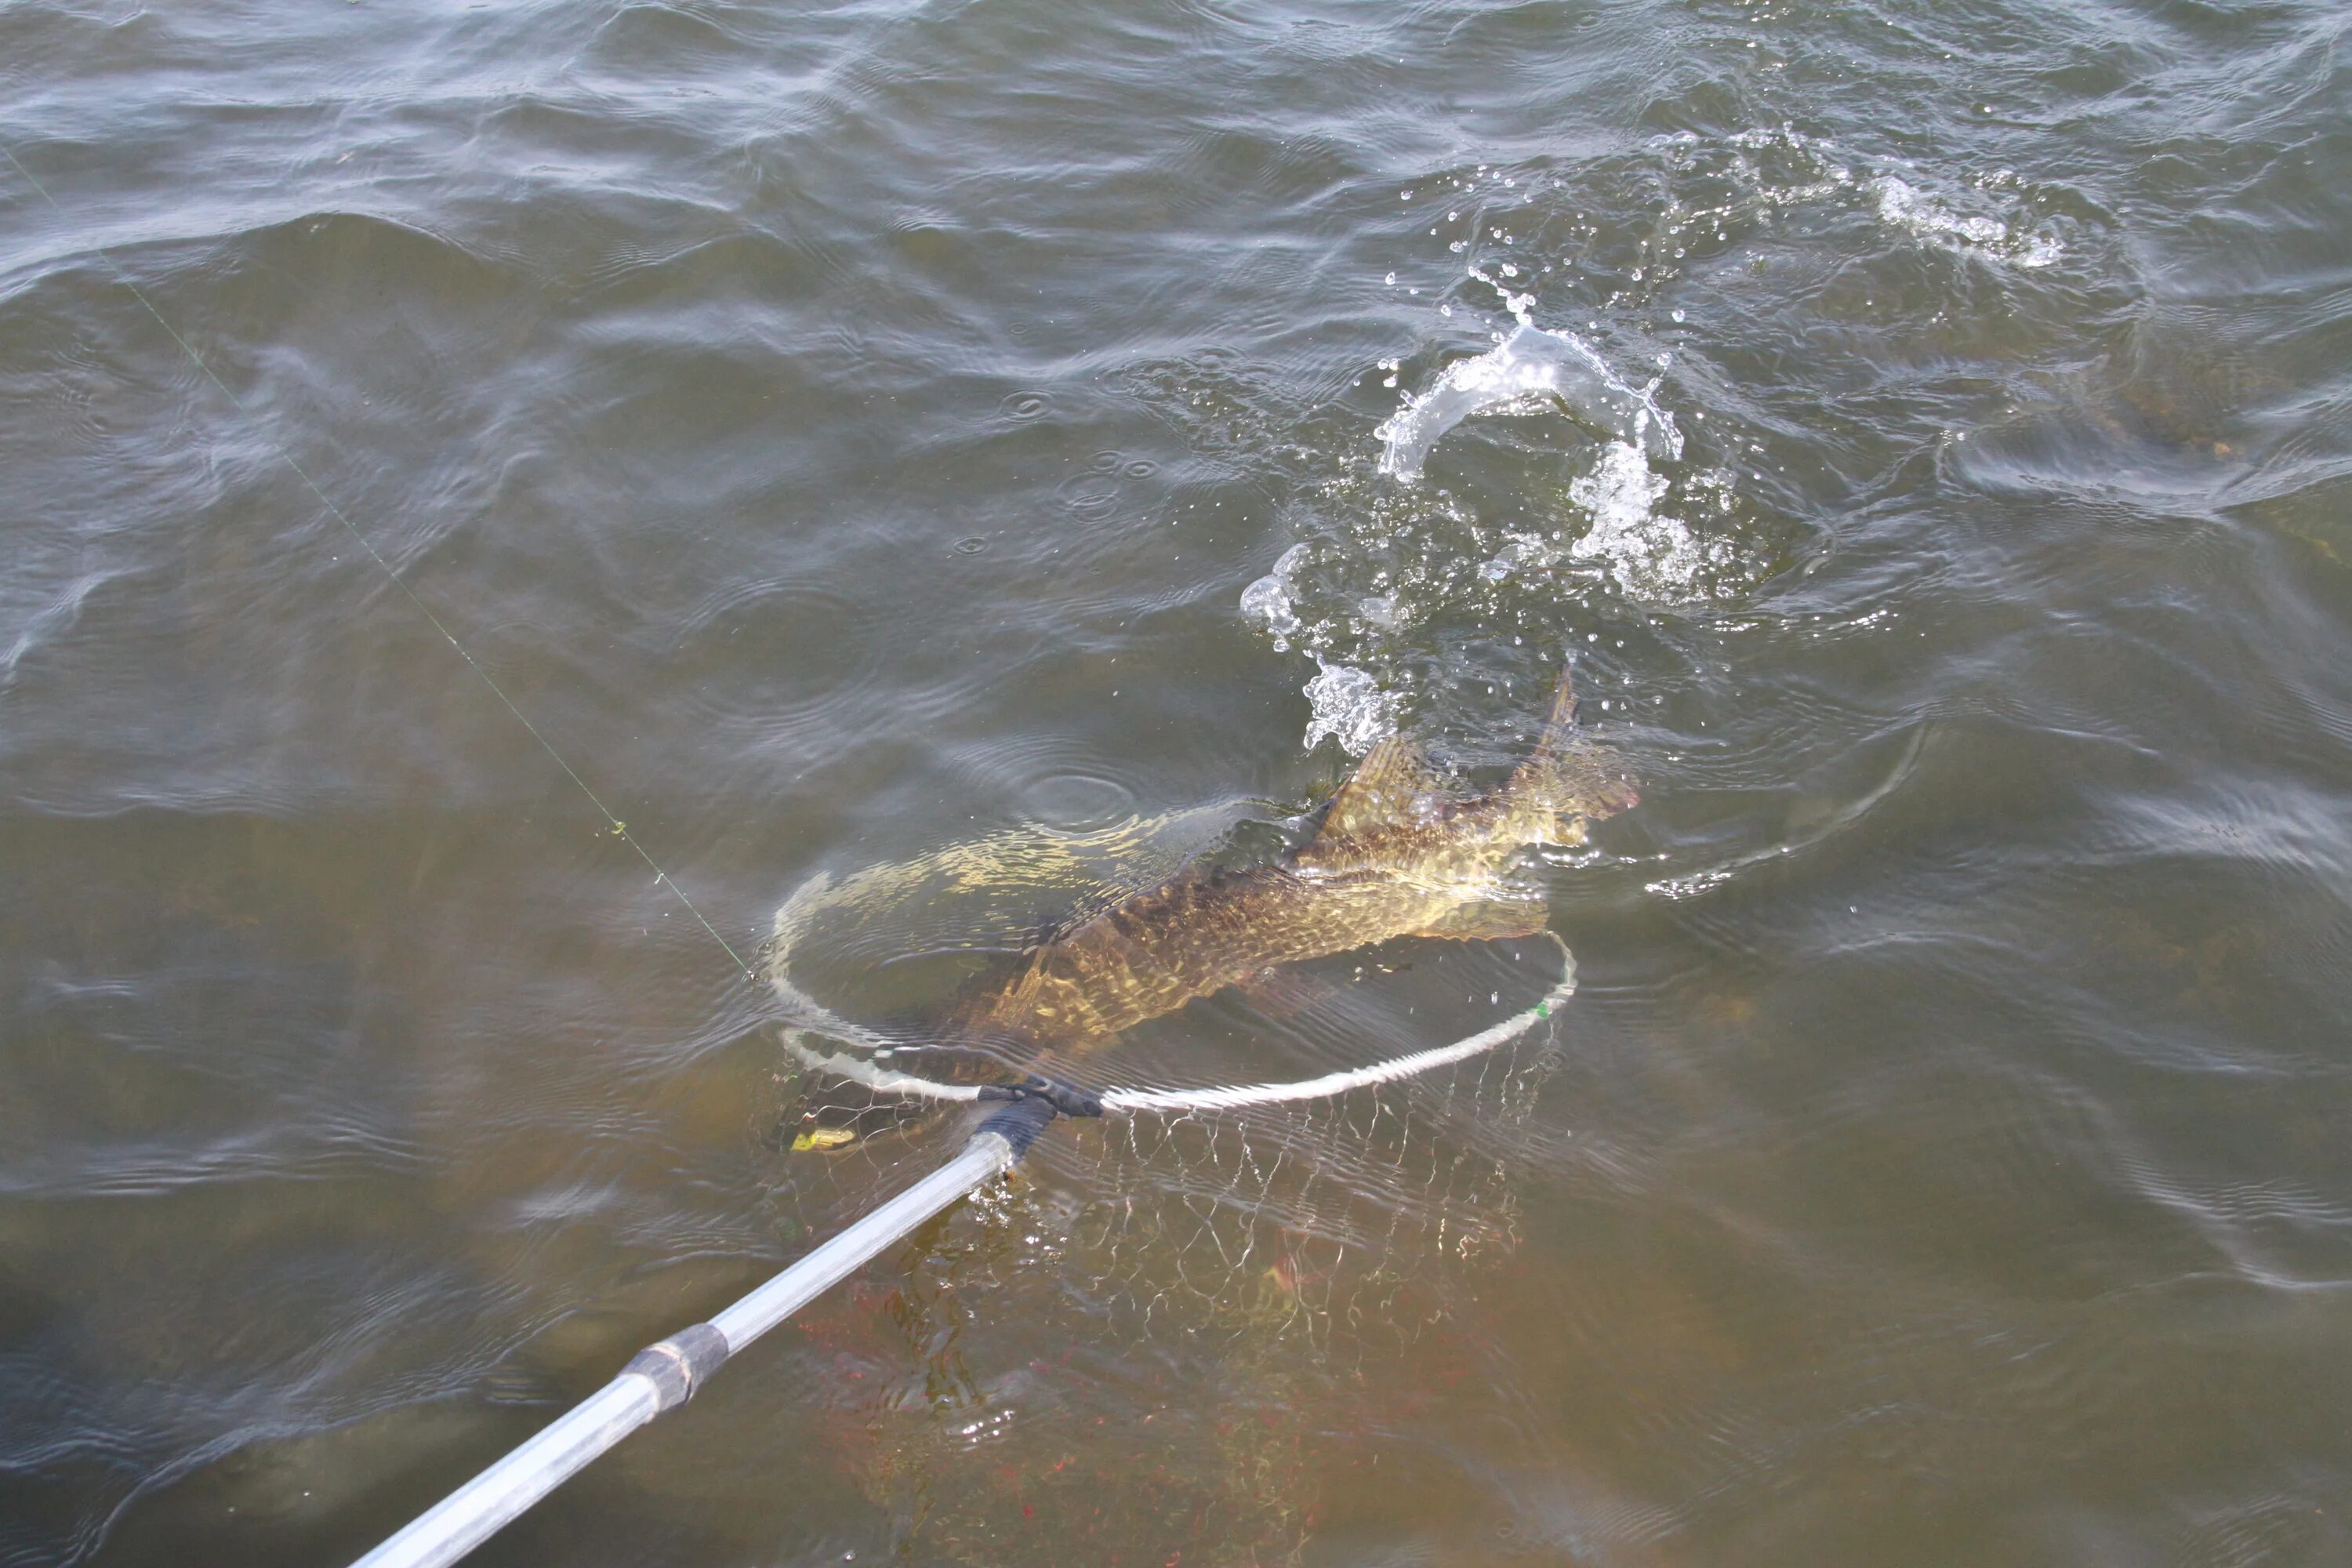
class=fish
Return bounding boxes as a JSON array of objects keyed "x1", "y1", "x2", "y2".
[{"x1": 945, "y1": 665, "x2": 1637, "y2": 1061}]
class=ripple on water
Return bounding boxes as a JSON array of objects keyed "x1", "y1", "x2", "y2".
[
  {"x1": 1022, "y1": 769, "x2": 1138, "y2": 831},
  {"x1": 662, "y1": 578, "x2": 887, "y2": 747},
  {"x1": 933, "y1": 728, "x2": 1154, "y2": 833}
]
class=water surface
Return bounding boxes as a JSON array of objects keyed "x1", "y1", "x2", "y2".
[{"x1": 5, "y1": 0, "x2": 2351, "y2": 1563}]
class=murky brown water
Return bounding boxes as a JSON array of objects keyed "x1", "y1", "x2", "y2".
[{"x1": 5, "y1": 0, "x2": 2352, "y2": 1563}]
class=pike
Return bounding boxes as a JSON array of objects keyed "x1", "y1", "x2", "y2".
[{"x1": 948, "y1": 665, "x2": 1637, "y2": 1061}]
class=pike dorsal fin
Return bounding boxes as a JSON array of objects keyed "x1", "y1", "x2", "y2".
[
  {"x1": 1537, "y1": 665, "x2": 1578, "y2": 753},
  {"x1": 1410, "y1": 895, "x2": 1548, "y2": 942},
  {"x1": 1313, "y1": 734, "x2": 1436, "y2": 844}
]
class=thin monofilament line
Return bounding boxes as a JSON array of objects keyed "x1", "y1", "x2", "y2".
[{"x1": 2, "y1": 143, "x2": 758, "y2": 983}]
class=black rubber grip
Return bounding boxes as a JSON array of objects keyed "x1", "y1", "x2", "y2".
[
  {"x1": 622, "y1": 1321, "x2": 732, "y2": 1414},
  {"x1": 975, "y1": 1093, "x2": 1059, "y2": 1159}
]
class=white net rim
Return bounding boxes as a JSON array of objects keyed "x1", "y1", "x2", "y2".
[{"x1": 775, "y1": 932, "x2": 1574, "y2": 1115}]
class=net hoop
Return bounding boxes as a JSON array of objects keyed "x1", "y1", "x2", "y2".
[{"x1": 774, "y1": 932, "x2": 1574, "y2": 1116}]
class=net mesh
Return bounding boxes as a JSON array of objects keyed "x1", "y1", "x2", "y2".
[{"x1": 753, "y1": 815, "x2": 1576, "y2": 1566}]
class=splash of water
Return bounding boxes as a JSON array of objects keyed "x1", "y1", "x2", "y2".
[
  {"x1": 1240, "y1": 127, "x2": 2072, "y2": 753},
  {"x1": 1299, "y1": 659, "x2": 1398, "y2": 755},
  {"x1": 1238, "y1": 543, "x2": 1309, "y2": 652},
  {"x1": 1566, "y1": 439, "x2": 1704, "y2": 602},
  {"x1": 1240, "y1": 316, "x2": 1733, "y2": 753},
  {"x1": 1374, "y1": 323, "x2": 1679, "y2": 483}
]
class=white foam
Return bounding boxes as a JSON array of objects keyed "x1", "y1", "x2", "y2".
[
  {"x1": 1714, "y1": 129, "x2": 2063, "y2": 270},
  {"x1": 1300, "y1": 660, "x2": 1396, "y2": 756},
  {"x1": 1375, "y1": 324, "x2": 1679, "y2": 484},
  {"x1": 1568, "y1": 441, "x2": 1704, "y2": 603},
  {"x1": 1871, "y1": 174, "x2": 2062, "y2": 269}
]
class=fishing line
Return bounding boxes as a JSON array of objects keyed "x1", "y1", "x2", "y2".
[{"x1": 0, "y1": 142, "x2": 760, "y2": 984}]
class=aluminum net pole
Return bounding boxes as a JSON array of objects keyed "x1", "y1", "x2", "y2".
[{"x1": 351, "y1": 1113, "x2": 1044, "y2": 1568}]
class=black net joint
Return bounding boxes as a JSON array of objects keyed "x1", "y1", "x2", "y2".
[
  {"x1": 976, "y1": 1076, "x2": 1104, "y2": 1120},
  {"x1": 973, "y1": 1076, "x2": 1101, "y2": 1159}
]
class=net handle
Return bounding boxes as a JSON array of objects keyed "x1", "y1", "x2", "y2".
[{"x1": 348, "y1": 1128, "x2": 1023, "y2": 1568}]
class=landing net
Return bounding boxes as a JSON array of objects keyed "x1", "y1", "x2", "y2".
[{"x1": 754, "y1": 816, "x2": 1583, "y2": 1566}]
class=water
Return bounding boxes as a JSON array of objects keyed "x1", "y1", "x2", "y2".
[{"x1": 4, "y1": 0, "x2": 2350, "y2": 1562}]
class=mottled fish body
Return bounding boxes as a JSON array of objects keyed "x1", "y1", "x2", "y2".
[{"x1": 953, "y1": 669, "x2": 1635, "y2": 1054}]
